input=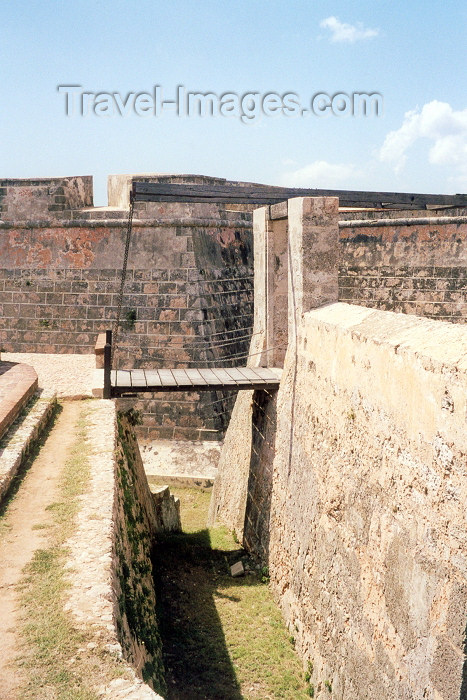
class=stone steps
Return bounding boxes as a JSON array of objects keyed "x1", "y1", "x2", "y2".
[
  {"x1": 0, "y1": 362, "x2": 39, "y2": 440},
  {"x1": 0, "y1": 390, "x2": 56, "y2": 503}
]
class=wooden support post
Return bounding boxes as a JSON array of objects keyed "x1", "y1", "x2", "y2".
[{"x1": 103, "y1": 329, "x2": 112, "y2": 399}]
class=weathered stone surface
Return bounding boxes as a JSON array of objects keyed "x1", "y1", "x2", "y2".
[
  {"x1": 212, "y1": 196, "x2": 467, "y2": 700},
  {"x1": 64, "y1": 401, "x2": 165, "y2": 698},
  {"x1": 0, "y1": 361, "x2": 38, "y2": 439},
  {"x1": 0, "y1": 390, "x2": 56, "y2": 502},
  {"x1": 0, "y1": 173, "x2": 254, "y2": 439},
  {"x1": 150, "y1": 486, "x2": 181, "y2": 532},
  {"x1": 0, "y1": 176, "x2": 93, "y2": 220},
  {"x1": 339, "y1": 216, "x2": 467, "y2": 322},
  {"x1": 230, "y1": 561, "x2": 245, "y2": 577},
  {"x1": 140, "y1": 439, "x2": 220, "y2": 484},
  {"x1": 267, "y1": 303, "x2": 467, "y2": 699},
  {"x1": 215, "y1": 303, "x2": 467, "y2": 700},
  {"x1": 2, "y1": 179, "x2": 466, "y2": 443}
]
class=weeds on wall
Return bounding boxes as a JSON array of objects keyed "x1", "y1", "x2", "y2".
[
  {"x1": 115, "y1": 413, "x2": 166, "y2": 695},
  {"x1": 123, "y1": 309, "x2": 137, "y2": 330}
]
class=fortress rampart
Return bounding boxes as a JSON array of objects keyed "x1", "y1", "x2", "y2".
[{"x1": 210, "y1": 197, "x2": 467, "y2": 699}]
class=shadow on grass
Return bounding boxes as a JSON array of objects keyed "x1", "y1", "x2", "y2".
[{"x1": 153, "y1": 527, "x2": 264, "y2": 700}]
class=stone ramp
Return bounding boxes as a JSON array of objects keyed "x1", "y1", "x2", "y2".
[
  {"x1": 0, "y1": 361, "x2": 38, "y2": 440},
  {"x1": 0, "y1": 390, "x2": 56, "y2": 503}
]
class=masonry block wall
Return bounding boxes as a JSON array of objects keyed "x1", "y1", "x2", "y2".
[
  {"x1": 2, "y1": 176, "x2": 466, "y2": 442},
  {"x1": 0, "y1": 175, "x2": 253, "y2": 440},
  {"x1": 339, "y1": 211, "x2": 467, "y2": 322},
  {"x1": 0, "y1": 176, "x2": 93, "y2": 219},
  {"x1": 268, "y1": 305, "x2": 467, "y2": 700},
  {"x1": 211, "y1": 197, "x2": 467, "y2": 700}
]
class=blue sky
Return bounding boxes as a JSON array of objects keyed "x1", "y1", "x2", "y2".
[{"x1": 1, "y1": 0, "x2": 466, "y2": 205}]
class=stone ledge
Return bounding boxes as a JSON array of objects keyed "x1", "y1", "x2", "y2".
[
  {"x1": 64, "y1": 400, "x2": 164, "y2": 699},
  {"x1": 306, "y1": 302, "x2": 467, "y2": 368}
]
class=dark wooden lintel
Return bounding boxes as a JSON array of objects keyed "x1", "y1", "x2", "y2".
[{"x1": 131, "y1": 182, "x2": 467, "y2": 209}]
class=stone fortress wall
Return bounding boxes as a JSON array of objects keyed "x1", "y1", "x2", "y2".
[
  {"x1": 0, "y1": 175, "x2": 255, "y2": 440},
  {"x1": 210, "y1": 197, "x2": 467, "y2": 700},
  {"x1": 339, "y1": 207, "x2": 467, "y2": 322},
  {"x1": 1, "y1": 174, "x2": 465, "y2": 444}
]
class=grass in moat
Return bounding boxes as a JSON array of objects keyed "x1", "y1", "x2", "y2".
[{"x1": 149, "y1": 480, "x2": 312, "y2": 700}]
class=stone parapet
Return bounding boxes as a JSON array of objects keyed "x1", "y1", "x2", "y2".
[
  {"x1": 64, "y1": 400, "x2": 166, "y2": 698},
  {"x1": 0, "y1": 176, "x2": 93, "y2": 220}
]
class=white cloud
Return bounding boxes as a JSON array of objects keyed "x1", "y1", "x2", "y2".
[
  {"x1": 379, "y1": 100, "x2": 467, "y2": 188},
  {"x1": 280, "y1": 102, "x2": 467, "y2": 195},
  {"x1": 282, "y1": 160, "x2": 361, "y2": 188},
  {"x1": 320, "y1": 16, "x2": 379, "y2": 43}
]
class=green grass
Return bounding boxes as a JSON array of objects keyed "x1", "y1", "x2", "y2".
[
  {"x1": 16, "y1": 403, "x2": 127, "y2": 700},
  {"x1": 152, "y1": 483, "x2": 310, "y2": 700}
]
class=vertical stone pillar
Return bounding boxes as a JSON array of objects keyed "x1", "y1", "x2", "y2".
[
  {"x1": 252, "y1": 207, "x2": 268, "y2": 367},
  {"x1": 266, "y1": 217, "x2": 288, "y2": 367},
  {"x1": 253, "y1": 206, "x2": 289, "y2": 368},
  {"x1": 287, "y1": 197, "x2": 339, "y2": 345}
]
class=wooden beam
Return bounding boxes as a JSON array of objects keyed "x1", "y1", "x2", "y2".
[{"x1": 131, "y1": 182, "x2": 467, "y2": 209}]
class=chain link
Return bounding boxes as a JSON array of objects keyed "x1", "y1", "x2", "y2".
[{"x1": 112, "y1": 199, "x2": 134, "y2": 368}]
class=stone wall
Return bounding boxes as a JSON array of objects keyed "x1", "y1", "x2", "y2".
[
  {"x1": 65, "y1": 400, "x2": 166, "y2": 699},
  {"x1": 339, "y1": 213, "x2": 467, "y2": 322},
  {"x1": 114, "y1": 410, "x2": 174, "y2": 693},
  {"x1": 2, "y1": 176, "x2": 465, "y2": 441},
  {"x1": 267, "y1": 304, "x2": 467, "y2": 700},
  {"x1": 0, "y1": 176, "x2": 93, "y2": 219},
  {"x1": 0, "y1": 175, "x2": 253, "y2": 439},
  {"x1": 211, "y1": 197, "x2": 467, "y2": 700},
  {"x1": 209, "y1": 196, "x2": 340, "y2": 540}
]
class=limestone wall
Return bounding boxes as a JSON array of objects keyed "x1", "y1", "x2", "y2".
[
  {"x1": 339, "y1": 214, "x2": 467, "y2": 322},
  {"x1": 269, "y1": 304, "x2": 467, "y2": 699},
  {"x1": 211, "y1": 196, "x2": 467, "y2": 699},
  {"x1": 0, "y1": 174, "x2": 253, "y2": 439}
]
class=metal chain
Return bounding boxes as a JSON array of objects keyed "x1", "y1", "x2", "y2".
[{"x1": 112, "y1": 199, "x2": 134, "y2": 368}]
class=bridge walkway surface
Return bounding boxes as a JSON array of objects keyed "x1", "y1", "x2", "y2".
[{"x1": 109, "y1": 366, "x2": 282, "y2": 397}]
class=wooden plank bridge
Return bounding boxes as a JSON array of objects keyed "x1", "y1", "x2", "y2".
[
  {"x1": 100, "y1": 331, "x2": 282, "y2": 398},
  {"x1": 108, "y1": 366, "x2": 282, "y2": 397}
]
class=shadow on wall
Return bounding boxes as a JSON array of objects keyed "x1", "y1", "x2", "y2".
[
  {"x1": 242, "y1": 389, "x2": 278, "y2": 564},
  {"x1": 460, "y1": 635, "x2": 467, "y2": 700},
  {"x1": 153, "y1": 526, "x2": 259, "y2": 700}
]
